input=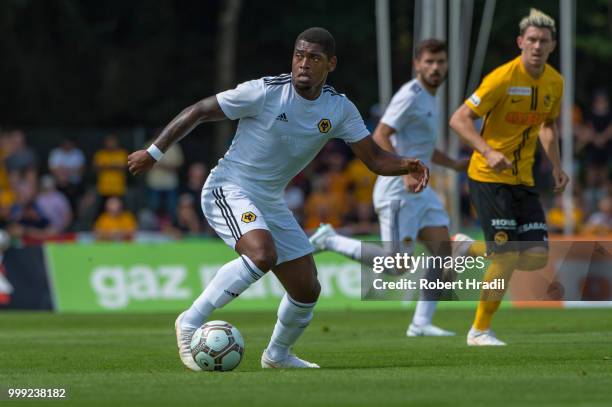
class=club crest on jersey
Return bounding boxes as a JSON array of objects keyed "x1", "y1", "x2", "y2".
[
  {"x1": 241, "y1": 212, "x2": 257, "y2": 223},
  {"x1": 543, "y1": 94, "x2": 552, "y2": 108},
  {"x1": 318, "y1": 118, "x2": 332, "y2": 133}
]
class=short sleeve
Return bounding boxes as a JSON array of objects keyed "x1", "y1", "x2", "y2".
[
  {"x1": 380, "y1": 83, "x2": 419, "y2": 131},
  {"x1": 465, "y1": 70, "x2": 507, "y2": 117},
  {"x1": 334, "y1": 99, "x2": 370, "y2": 144},
  {"x1": 216, "y1": 79, "x2": 266, "y2": 120}
]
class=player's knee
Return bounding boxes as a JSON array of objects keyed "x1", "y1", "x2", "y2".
[
  {"x1": 242, "y1": 242, "x2": 277, "y2": 271},
  {"x1": 292, "y1": 279, "x2": 320, "y2": 304},
  {"x1": 517, "y1": 249, "x2": 548, "y2": 271}
]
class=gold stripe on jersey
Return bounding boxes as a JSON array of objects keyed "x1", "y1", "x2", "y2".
[{"x1": 465, "y1": 56, "x2": 564, "y2": 186}]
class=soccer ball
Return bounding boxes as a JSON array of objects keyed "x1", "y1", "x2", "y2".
[{"x1": 190, "y1": 320, "x2": 244, "y2": 371}]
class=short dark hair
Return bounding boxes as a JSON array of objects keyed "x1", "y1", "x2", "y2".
[
  {"x1": 414, "y1": 38, "x2": 447, "y2": 59},
  {"x1": 295, "y1": 27, "x2": 335, "y2": 58}
]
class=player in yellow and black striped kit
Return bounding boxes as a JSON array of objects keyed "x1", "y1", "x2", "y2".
[{"x1": 450, "y1": 8, "x2": 569, "y2": 345}]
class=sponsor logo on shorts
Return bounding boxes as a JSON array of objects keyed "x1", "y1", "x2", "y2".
[
  {"x1": 318, "y1": 118, "x2": 332, "y2": 133},
  {"x1": 241, "y1": 211, "x2": 257, "y2": 223},
  {"x1": 494, "y1": 231, "x2": 509, "y2": 246},
  {"x1": 517, "y1": 222, "x2": 548, "y2": 234},
  {"x1": 468, "y1": 93, "x2": 481, "y2": 107},
  {"x1": 491, "y1": 219, "x2": 517, "y2": 229}
]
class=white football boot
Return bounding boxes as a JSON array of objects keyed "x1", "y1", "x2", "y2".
[
  {"x1": 175, "y1": 311, "x2": 202, "y2": 371},
  {"x1": 407, "y1": 323, "x2": 456, "y2": 337},
  {"x1": 451, "y1": 233, "x2": 475, "y2": 258},
  {"x1": 467, "y1": 327, "x2": 507, "y2": 346},
  {"x1": 261, "y1": 349, "x2": 320, "y2": 369},
  {"x1": 309, "y1": 223, "x2": 337, "y2": 253}
]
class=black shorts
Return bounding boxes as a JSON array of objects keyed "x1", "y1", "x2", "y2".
[{"x1": 468, "y1": 178, "x2": 548, "y2": 254}]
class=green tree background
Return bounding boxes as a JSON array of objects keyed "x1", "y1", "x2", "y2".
[{"x1": 1, "y1": 0, "x2": 610, "y2": 128}]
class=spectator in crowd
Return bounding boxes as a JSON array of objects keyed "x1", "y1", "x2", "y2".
[
  {"x1": 546, "y1": 194, "x2": 585, "y2": 234},
  {"x1": 36, "y1": 175, "x2": 72, "y2": 233},
  {"x1": 48, "y1": 137, "x2": 85, "y2": 213},
  {"x1": 145, "y1": 137, "x2": 184, "y2": 221},
  {"x1": 344, "y1": 157, "x2": 376, "y2": 222},
  {"x1": 4, "y1": 129, "x2": 38, "y2": 198},
  {"x1": 581, "y1": 90, "x2": 612, "y2": 211},
  {"x1": 303, "y1": 174, "x2": 344, "y2": 231},
  {"x1": 584, "y1": 195, "x2": 612, "y2": 235},
  {"x1": 180, "y1": 162, "x2": 208, "y2": 206},
  {"x1": 93, "y1": 134, "x2": 128, "y2": 201},
  {"x1": 6, "y1": 183, "x2": 54, "y2": 241},
  {"x1": 0, "y1": 131, "x2": 16, "y2": 213},
  {"x1": 162, "y1": 194, "x2": 204, "y2": 239},
  {"x1": 93, "y1": 196, "x2": 137, "y2": 241}
]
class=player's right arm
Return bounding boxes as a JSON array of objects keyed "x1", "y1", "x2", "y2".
[
  {"x1": 128, "y1": 96, "x2": 226, "y2": 175},
  {"x1": 449, "y1": 70, "x2": 512, "y2": 173},
  {"x1": 450, "y1": 105, "x2": 511, "y2": 173}
]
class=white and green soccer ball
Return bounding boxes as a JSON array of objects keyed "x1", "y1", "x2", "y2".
[{"x1": 190, "y1": 320, "x2": 244, "y2": 371}]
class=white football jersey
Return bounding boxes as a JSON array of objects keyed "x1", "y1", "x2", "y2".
[
  {"x1": 211, "y1": 73, "x2": 369, "y2": 200},
  {"x1": 373, "y1": 79, "x2": 440, "y2": 206}
]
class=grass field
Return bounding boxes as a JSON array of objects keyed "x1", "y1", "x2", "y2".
[{"x1": 1, "y1": 309, "x2": 611, "y2": 407}]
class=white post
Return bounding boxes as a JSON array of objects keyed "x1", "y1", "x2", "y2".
[
  {"x1": 447, "y1": 0, "x2": 464, "y2": 234},
  {"x1": 375, "y1": 0, "x2": 392, "y2": 109},
  {"x1": 560, "y1": 0, "x2": 575, "y2": 235},
  {"x1": 466, "y1": 0, "x2": 496, "y2": 95}
]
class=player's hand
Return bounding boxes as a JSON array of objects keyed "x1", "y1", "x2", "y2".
[
  {"x1": 483, "y1": 148, "x2": 512, "y2": 172},
  {"x1": 453, "y1": 158, "x2": 470, "y2": 172},
  {"x1": 552, "y1": 167, "x2": 569, "y2": 193},
  {"x1": 403, "y1": 159, "x2": 429, "y2": 193},
  {"x1": 127, "y1": 150, "x2": 156, "y2": 175}
]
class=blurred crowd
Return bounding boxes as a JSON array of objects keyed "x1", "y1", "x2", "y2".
[{"x1": 0, "y1": 90, "x2": 610, "y2": 245}]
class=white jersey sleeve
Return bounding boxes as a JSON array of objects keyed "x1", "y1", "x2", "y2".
[
  {"x1": 216, "y1": 79, "x2": 266, "y2": 120},
  {"x1": 334, "y1": 99, "x2": 370, "y2": 143},
  {"x1": 380, "y1": 83, "x2": 420, "y2": 131}
]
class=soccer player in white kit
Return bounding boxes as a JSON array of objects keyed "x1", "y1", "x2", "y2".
[
  {"x1": 310, "y1": 39, "x2": 469, "y2": 337},
  {"x1": 128, "y1": 27, "x2": 429, "y2": 370}
]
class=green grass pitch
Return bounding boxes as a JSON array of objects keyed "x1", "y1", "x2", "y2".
[{"x1": 1, "y1": 309, "x2": 611, "y2": 406}]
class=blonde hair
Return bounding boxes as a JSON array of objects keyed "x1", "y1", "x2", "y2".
[{"x1": 519, "y1": 8, "x2": 556, "y2": 37}]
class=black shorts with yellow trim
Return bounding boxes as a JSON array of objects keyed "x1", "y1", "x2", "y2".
[{"x1": 468, "y1": 178, "x2": 548, "y2": 254}]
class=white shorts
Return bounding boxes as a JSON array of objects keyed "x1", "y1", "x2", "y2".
[
  {"x1": 201, "y1": 183, "x2": 313, "y2": 264},
  {"x1": 375, "y1": 188, "x2": 449, "y2": 248}
]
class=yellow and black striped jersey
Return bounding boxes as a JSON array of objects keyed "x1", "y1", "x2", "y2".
[{"x1": 465, "y1": 56, "x2": 564, "y2": 185}]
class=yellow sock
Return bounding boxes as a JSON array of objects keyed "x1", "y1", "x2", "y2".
[
  {"x1": 472, "y1": 252, "x2": 517, "y2": 331},
  {"x1": 474, "y1": 299, "x2": 501, "y2": 330},
  {"x1": 468, "y1": 241, "x2": 487, "y2": 257}
]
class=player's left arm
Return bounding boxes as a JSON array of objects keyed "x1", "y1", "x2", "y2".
[
  {"x1": 538, "y1": 119, "x2": 569, "y2": 193},
  {"x1": 350, "y1": 135, "x2": 429, "y2": 193},
  {"x1": 431, "y1": 149, "x2": 470, "y2": 172}
]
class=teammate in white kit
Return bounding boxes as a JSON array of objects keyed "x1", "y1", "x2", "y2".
[
  {"x1": 128, "y1": 27, "x2": 429, "y2": 370},
  {"x1": 310, "y1": 39, "x2": 469, "y2": 337}
]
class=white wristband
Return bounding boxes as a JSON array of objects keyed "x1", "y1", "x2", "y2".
[{"x1": 146, "y1": 144, "x2": 164, "y2": 161}]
